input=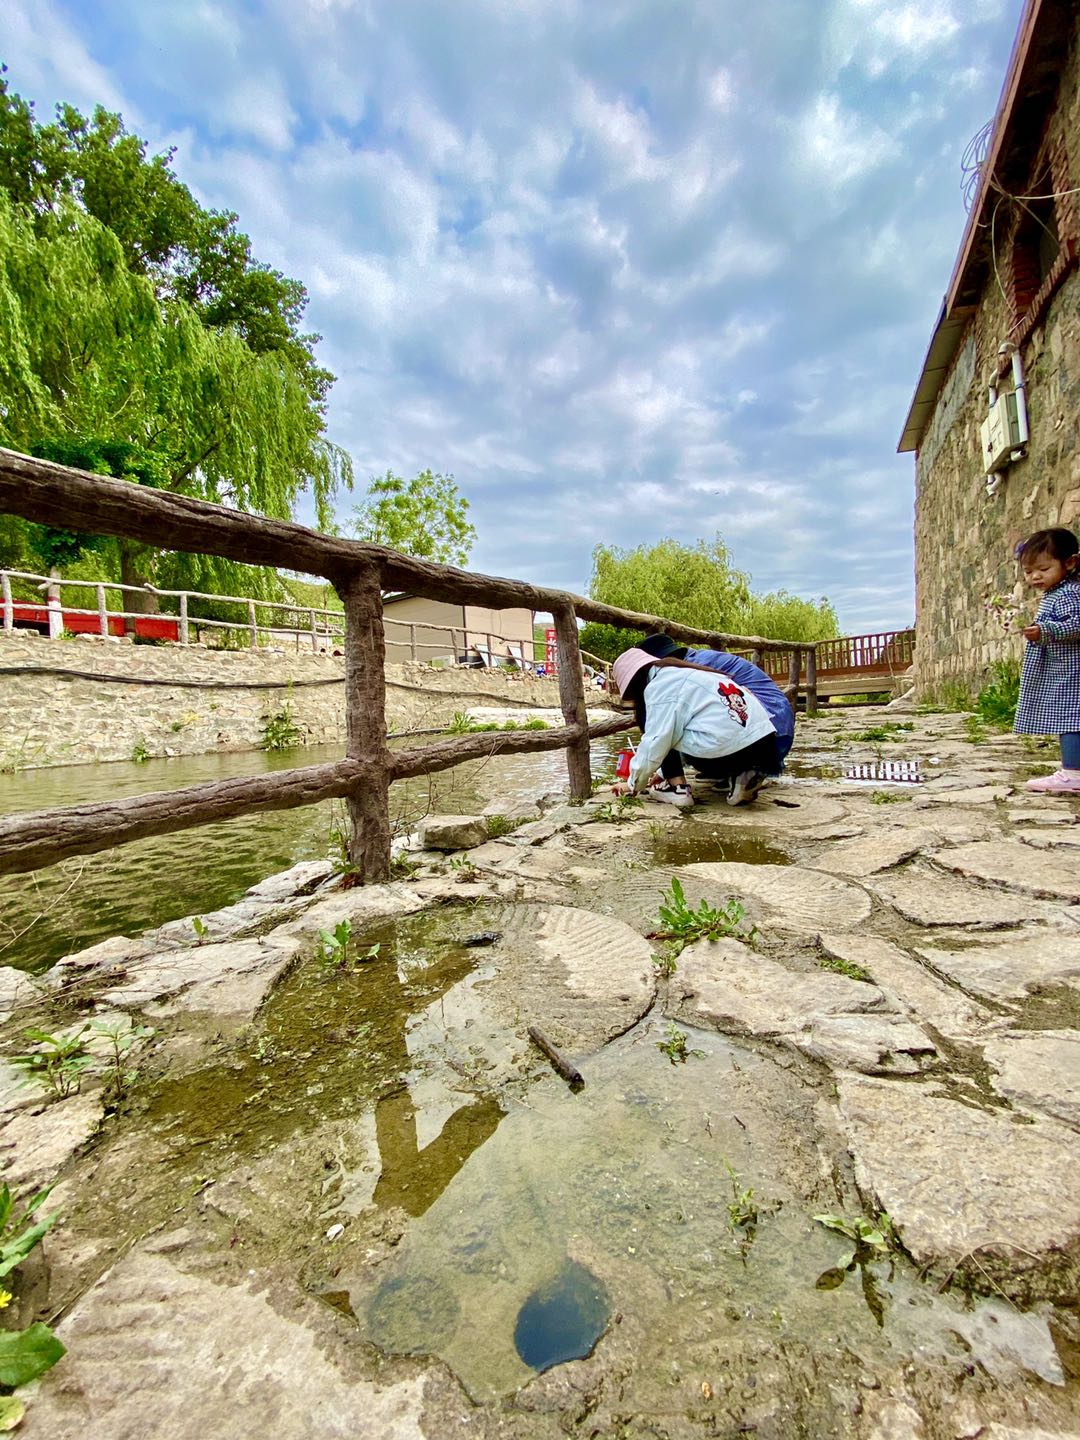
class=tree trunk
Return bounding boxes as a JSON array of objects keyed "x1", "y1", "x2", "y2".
[{"x1": 119, "y1": 541, "x2": 158, "y2": 634}]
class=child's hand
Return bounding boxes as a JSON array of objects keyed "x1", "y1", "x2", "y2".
[
  {"x1": 1022, "y1": 624, "x2": 1042, "y2": 642},
  {"x1": 610, "y1": 781, "x2": 633, "y2": 796}
]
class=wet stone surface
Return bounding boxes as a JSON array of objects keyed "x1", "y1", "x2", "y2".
[{"x1": 4, "y1": 706, "x2": 1080, "y2": 1439}]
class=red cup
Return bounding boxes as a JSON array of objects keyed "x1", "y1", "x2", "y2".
[{"x1": 615, "y1": 749, "x2": 634, "y2": 779}]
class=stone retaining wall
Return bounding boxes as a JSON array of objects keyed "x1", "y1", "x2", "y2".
[{"x1": 0, "y1": 633, "x2": 573, "y2": 768}]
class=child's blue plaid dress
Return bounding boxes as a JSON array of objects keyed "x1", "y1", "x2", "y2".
[{"x1": 1015, "y1": 577, "x2": 1080, "y2": 735}]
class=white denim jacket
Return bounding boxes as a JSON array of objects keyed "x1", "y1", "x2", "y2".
[{"x1": 628, "y1": 666, "x2": 776, "y2": 792}]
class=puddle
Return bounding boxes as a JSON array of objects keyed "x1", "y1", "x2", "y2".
[
  {"x1": 514, "y1": 1260, "x2": 610, "y2": 1372},
  {"x1": 335, "y1": 1017, "x2": 1062, "y2": 1401},
  {"x1": 645, "y1": 824, "x2": 791, "y2": 867},
  {"x1": 139, "y1": 905, "x2": 514, "y2": 1206}
]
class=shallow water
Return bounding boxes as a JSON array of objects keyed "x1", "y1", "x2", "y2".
[{"x1": 0, "y1": 737, "x2": 621, "y2": 972}]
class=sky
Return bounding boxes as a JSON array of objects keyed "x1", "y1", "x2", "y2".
[{"x1": 0, "y1": 0, "x2": 1023, "y2": 631}]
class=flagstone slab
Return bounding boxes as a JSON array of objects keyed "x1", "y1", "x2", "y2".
[
  {"x1": 0, "y1": 1093, "x2": 104, "y2": 1192},
  {"x1": 676, "y1": 939, "x2": 888, "y2": 1037},
  {"x1": 870, "y1": 869, "x2": 1054, "y2": 928},
  {"x1": 0, "y1": 965, "x2": 38, "y2": 1022},
  {"x1": 100, "y1": 939, "x2": 300, "y2": 1020},
  {"x1": 478, "y1": 903, "x2": 655, "y2": 1052},
  {"x1": 915, "y1": 933, "x2": 1080, "y2": 1001},
  {"x1": 24, "y1": 1247, "x2": 428, "y2": 1440},
  {"x1": 678, "y1": 862, "x2": 873, "y2": 932},
  {"x1": 984, "y1": 1030, "x2": 1080, "y2": 1129},
  {"x1": 789, "y1": 1013, "x2": 936, "y2": 1075},
  {"x1": 931, "y1": 841, "x2": 1080, "y2": 903},
  {"x1": 812, "y1": 831, "x2": 931, "y2": 878},
  {"x1": 836, "y1": 1075, "x2": 1080, "y2": 1269},
  {"x1": 818, "y1": 935, "x2": 993, "y2": 1040},
  {"x1": 922, "y1": 785, "x2": 1013, "y2": 805}
]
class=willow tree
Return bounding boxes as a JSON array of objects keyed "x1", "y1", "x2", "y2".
[{"x1": 0, "y1": 73, "x2": 350, "y2": 602}]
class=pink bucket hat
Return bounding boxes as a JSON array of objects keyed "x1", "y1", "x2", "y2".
[{"x1": 612, "y1": 647, "x2": 656, "y2": 697}]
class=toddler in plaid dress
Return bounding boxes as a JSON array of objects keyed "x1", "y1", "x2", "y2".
[{"x1": 1013, "y1": 527, "x2": 1080, "y2": 794}]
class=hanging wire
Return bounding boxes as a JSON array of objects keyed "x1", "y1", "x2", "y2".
[{"x1": 962, "y1": 118, "x2": 994, "y2": 212}]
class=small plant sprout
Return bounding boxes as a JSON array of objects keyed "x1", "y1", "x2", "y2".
[
  {"x1": 11, "y1": 1026, "x2": 94, "y2": 1099},
  {"x1": 260, "y1": 703, "x2": 304, "y2": 751},
  {"x1": 90, "y1": 1018, "x2": 155, "y2": 1104},
  {"x1": 318, "y1": 920, "x2": 379, "y2": 972},
  {"x1": 723, "y1": 1160, "x2": 759, "y2": 1234},
  {"x1": 869, "y1": 790, "x2": 911, "y2": 805},
  {"x1": 814, "y1": 1212, "x2": 892, "y2": 1255},
  {"x1": 652, "y1": 877, "x2": 757, "y2": 955},
  {"x1": 0, "y1": 1182, "x2": 59, "y2": 1281},
  {"x1": 130, "y1": 738, "x2": 150, "y2": 764},
  {"x1": 448, "y1": 853, "x2": 479, "y2": 881},
  {"x1": 656, "y1": 1021, "x2": 704, "y2": 1066},
  {"x1": 191, "y1": 916, "x2": 210, "y2": 940}
]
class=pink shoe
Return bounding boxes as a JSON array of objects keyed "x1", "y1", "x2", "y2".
[{"x1": 1025, "y1": 769, "x2": 1080, "y2": 795}]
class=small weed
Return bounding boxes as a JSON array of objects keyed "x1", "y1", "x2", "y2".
[
  {"x1": 169, "y1": 720, "x2": 184, "y2": 733},
  {"x1": 90, "y1": 1018, "x2": 154, "y2": 1105},
  {"x1": 974, "y1": 658, "x2": 1020, "y2": 731},
  {"x1": 252, "y1": 1036, "x2": 277, "y2": 1064},
  {"x1": 814, "y1": 1212, "x2": 893, "y2": 1253},
  {"x1": 593, "y1": 795, "x2": 644, "y2": 823},
  {"x1": 869, "y1": 790, "x2": 911, "y2": 805},
  {"x1": 389, "y1": 854, "x2": 421, "y2": 880},
  {"x1": 191, "y1": 916, "x2": 210, "y2": 941},
  {"x1": 521, "y1": 718, "x2": 549, "y2": 730},
  {"x1": 963, "y1": 714, "x2": 988, "y2": 745},
  {"x1": 485, "y1": 815, "x2": 520, "y2": 839},
  {"x1": 261, "y1": 703, "x2": 305, "y2": 751},
  {"x1": 652, "y1": 947, "x2": 678, "y2": 978},
  {"x1": 656, "y1": 1021, "x2": 704, "y2": 1065},
  {"x1": 846, "y1": 722, "x2": 914, "y2": 744},
  {"x1": 724, "y1": 1160, "x2": 758, "y2": 1233},
  {"x1": 11, "y1": 1026, "x2": 94, "y2": 1099},
  {"x1": 130, "y1": 738, "x2": 150, "y2": 764},
  {"x1": 0, "y1": 1182, "x2": 59, "y2": 1281},
  {"x1": 318, "y1": 920, "x2": 379, "y2": 971},
  {"x1": 651, "y1": 877, "x2": 757, "y2": 955},
  {"x1": 817, "y1": 953, "x2": 872, "y2": 982},
  {"x1": 0, "y1": 1180, "x2": 65, "y2": 1392},
  {"x1": 448, "y1": 854, "x2": 479, "y2": 881}
]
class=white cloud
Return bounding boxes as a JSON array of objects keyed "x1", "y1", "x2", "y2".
[{"x1": 798, "y1": 92, "x2": 898, "y2": 187}]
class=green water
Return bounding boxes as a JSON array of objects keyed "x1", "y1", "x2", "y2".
[{"x1": 0, "y1": 741, "x2": 609, "y2": 973}]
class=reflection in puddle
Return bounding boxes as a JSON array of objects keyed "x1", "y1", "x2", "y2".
[
  {"x1": 647, "y1": 826, "x2": 791, "y2": 867},
  {"x1": 514, "y1": 1260, "x2": 609, "y2": 1371},
  {"x1": 844, "y1": 760, "x2": 923, "y2": 784}
]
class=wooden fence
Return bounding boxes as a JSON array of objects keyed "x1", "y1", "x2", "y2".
[{"x1": 0, "y1": 447, "x2": 817, "y2": 881}]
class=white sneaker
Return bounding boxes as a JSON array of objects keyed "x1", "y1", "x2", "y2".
[
  {"x1": 646, "y1": 781, "x2": 694, "y2": 808},
  {"x1": 728, "y1": 771, "x2": 766, "y2": 807}
]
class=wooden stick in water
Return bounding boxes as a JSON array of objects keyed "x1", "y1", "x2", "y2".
[{"x1": 528, "y1": 1025, "x2": 584, "y2": 1091}]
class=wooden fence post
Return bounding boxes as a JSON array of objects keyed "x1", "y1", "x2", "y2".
[
  {"x1": 341, "y1": 562, "x2": 391, "y2": 882},
  {"x1": 805, "y1": 646, "x2": 818, "y2": 716},
  {"x1": 1, "y1": 572, "x2": 11, "y2": 634},
  {"x1": 787, "y1": 648, "x2": 800, "y2": 707},
  {"x1": 409, "y1": 624, "x2": 417, "y2": 662},
  {"x1": 46, "y1": 570, "x2": 62, "y2": 639},
  {"x1": 309, "y1": 608, "x2": 318, "y2": 652},
  {"x1": 553, "y1": 601, "x2": 592, "y2": 800},
  {"x1": 248, "y1": 599, "x2": 258, "y2": 649},
  {"x1": 751, "y1": 648, "x2": 763, "y2": 669},
  {"x1": 96, "y1": 584, "x2": 108, "y2": 637},
  {"x1": 179, "y1": 593, "x2": 190, "y2": 646}
]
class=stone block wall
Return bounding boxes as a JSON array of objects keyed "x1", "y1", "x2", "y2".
[
  {"x1": 913, "y1": 10, "x2": 1080, "y2": 696},
  {"x1": 0, "y1": 633, "x2": 570, "y2": 769}
]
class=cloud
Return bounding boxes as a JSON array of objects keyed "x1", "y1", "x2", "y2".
[{"x1": 0, "y1": 0, "x2": 1024, "y2": 632}]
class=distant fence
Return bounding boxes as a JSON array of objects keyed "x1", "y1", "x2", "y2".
[{"x1": 0, "y1": 447, "x2": 819, "y2": 881}]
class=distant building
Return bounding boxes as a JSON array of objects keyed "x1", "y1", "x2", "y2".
[
  {"x1": 382, "y1": 593, "x2": 534, "y2": 668},
  {"x1": 898, "y1": 0, "x2": 1079, "y2": 694}
]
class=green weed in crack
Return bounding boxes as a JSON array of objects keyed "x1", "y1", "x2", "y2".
[{"x1": 650, "y1": 877, "x2": 757, "y2": 956}]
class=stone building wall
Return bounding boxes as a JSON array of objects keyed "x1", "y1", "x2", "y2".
[
  {"x1": 913, "y1": 10, "x2": 1080, "y2": 695},
  {"x1": 0, "y1": 633, "x2": 571, "y2": 769}
]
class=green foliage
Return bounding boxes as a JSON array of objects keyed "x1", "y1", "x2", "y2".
[
  {"x1": 578, "y1": 536, "x2": 837, "y2": 661},
  {"x1": 485, "y1": 815, "x2": 521, "y2": 839},
  {"x1": 90, "y1": 1018, "x2": 154, "y2": 1104},
  {"x1": 814, "y1": 1212, "x2": 892, "y2": 1253},
  {"x1": 261, "y1": 704, "x2": 305, "y2": 751},
  {"x1": 653, "y1": 877, "x2": 756, "y2": 954},
  {"x1": 191, "y1": 916, "x2": 209, "y2": 940},
  {"x1": 974, "y1": 659, "x2": 1021, "y2": 731},
  {"x1": 845, "y1": 723, "x2": 913, "y2": 744},
  {"x1": 0, "y1": 74, "x2": 351, "y2": 599},
  {"x1": 0, "y1": 1322, "x2": 66, "y2": 1388},
  {"x1": 592, "y1": 795, "x2": 643, "y2": 823},
  {"x1": 870, "y1": 790, "x2": 911, "y2": 805},
  {"x1": 317, "y1": 920, "x2": 378, "y2": 971},
  {"x1": 817, "y1": 953, "x2": 872, "y2": 982},
  {"x1": 11, "y1": 1025, "x2": 94, "y2": 1099},
  {"x1": 0, "y1": 1183, "x2": 59, "y2": 1280},
  {"x1": 656, "y1": 1021, "x2": 703, "y2": 1065},
  {"x1": 130, "y1": 738, "x2": 150, "y2": 764},
  {"x1": 353, "y1": 470, "x2": 476, "y2": 565},
  {"x1": 723, "y1": 1160, "x2": 760, "y2": 1234}
]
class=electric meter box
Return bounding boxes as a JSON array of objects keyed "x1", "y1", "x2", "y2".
[{"x1": 980, "y1": 392, "x2": 1021, "y2": 471}]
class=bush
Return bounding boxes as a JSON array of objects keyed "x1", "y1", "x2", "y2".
[{"x1": 974, "y1": 659, "x2": 1021, "y2": 731}]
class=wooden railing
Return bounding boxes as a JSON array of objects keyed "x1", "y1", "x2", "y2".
[{"x1": 0, "y1": 446, "x2": 817, "y2": 880}]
